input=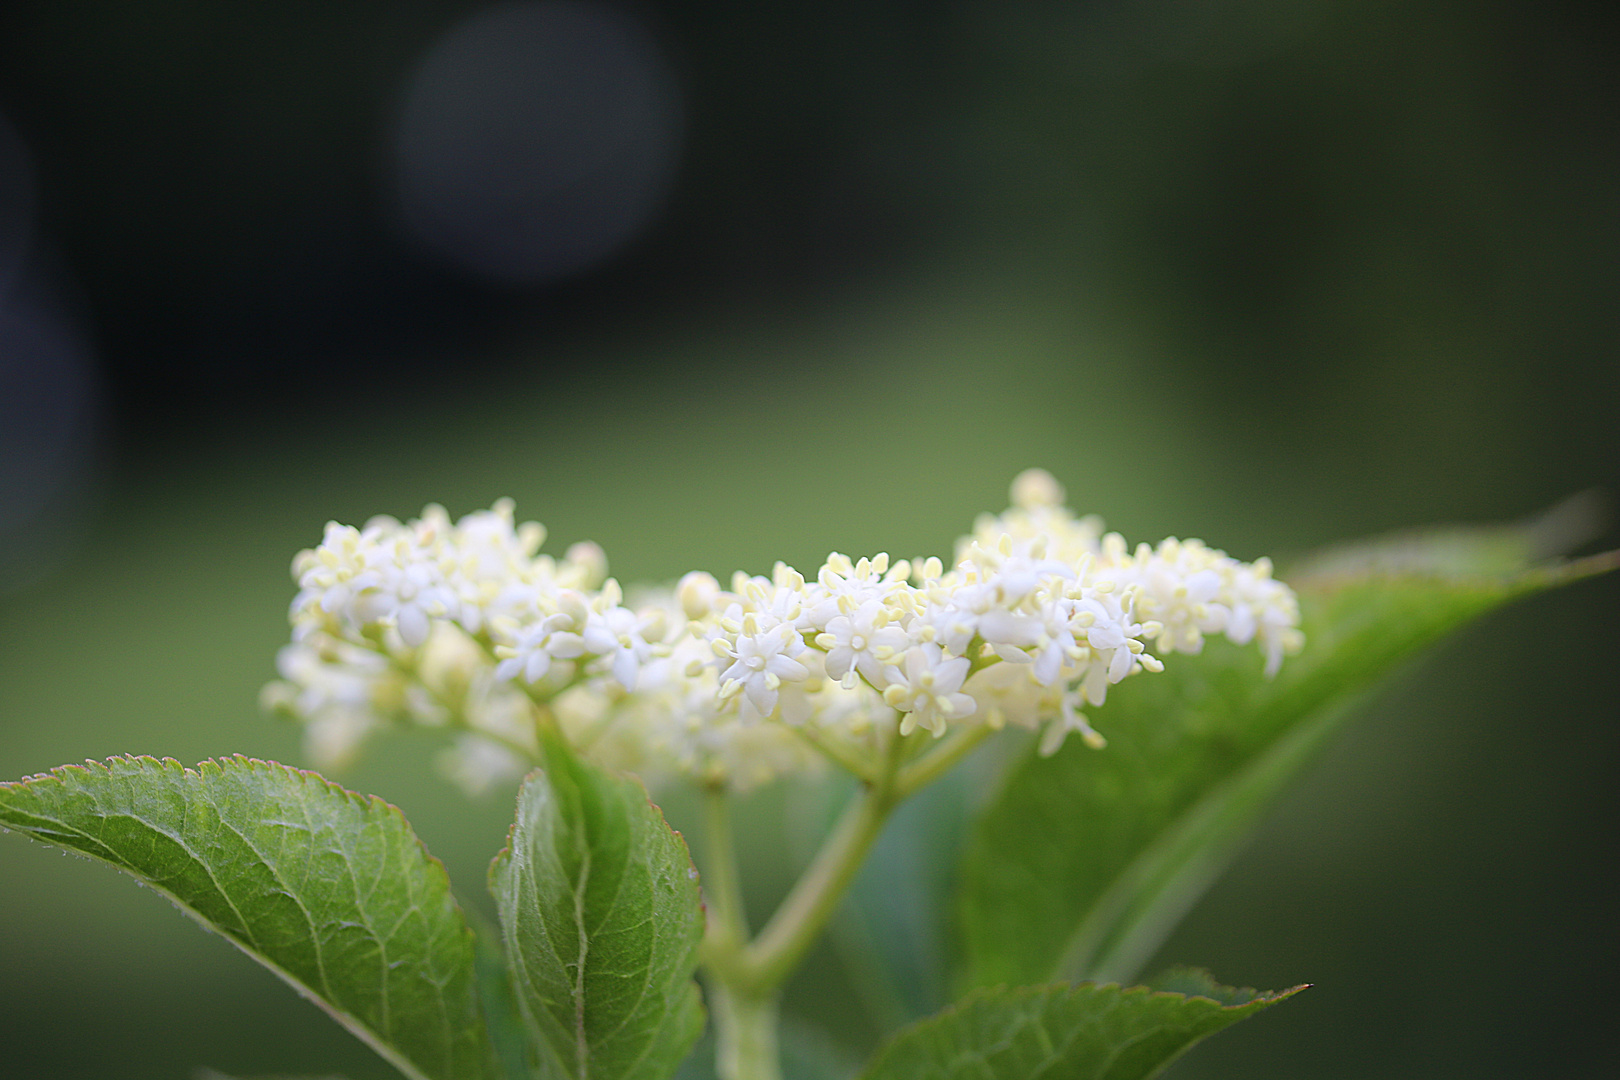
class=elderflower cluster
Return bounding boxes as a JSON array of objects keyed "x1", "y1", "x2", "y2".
[{"x1": 262, "y1": 472, "x2": 1302, "y2": 792}]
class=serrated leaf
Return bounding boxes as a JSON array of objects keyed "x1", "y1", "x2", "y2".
[
  {"x1": 491, "y1": 730, "x2": 705, "y2": 1080},
  {"x1": 860, "y1": 975, "x2": 1303, "y2": 1080},
  {"x1": 956, "y1": 514, "x2": 1618, "y2": 990},
  {"x1": 0, "y1": 755, "x2": 491, "y2": 1080}
]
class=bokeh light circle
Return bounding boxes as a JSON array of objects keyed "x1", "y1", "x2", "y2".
[{"x1": 393, "y1": 0, "x2": 684, "y2": 287}]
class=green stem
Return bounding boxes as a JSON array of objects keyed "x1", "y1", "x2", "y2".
[
  {"x1": 701, "y1": 712, "x2": 999, "y2": 1078},
  {"x1": 786, "y1": 723, "x2": 879, "y2": 781},
  {"x1": 731, "y1": 727, "x2": 906, "y2": 995},
  {"x1": 702, "y1": 785, "x2": 749, "y2": 950},
  {"x1": 710, "y1": 981, "x2": 782, "y2": 1080},
  {"x1": 896, "y1": 721, "x2": 997, "y2": 797}
]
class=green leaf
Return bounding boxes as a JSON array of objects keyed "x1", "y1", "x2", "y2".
[
  {"x1": 859, "y1": 974, "x2": 1304, "y2": 1080},
  {"x1": 956, "y1": 513, "x2": 1619, "y2": 991},
  {"x1": 0, "y1": 755, "x2": 491, "y2": 1080},
  {"x1": 491, "y1": 729, "x2": 706, "y2": 1080}
]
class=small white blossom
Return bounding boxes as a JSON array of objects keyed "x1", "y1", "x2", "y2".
[
  {"x1": 677, "y1": 570, "x2": 722, "y2": 620},
  {"x1": 815, "y1": 600, "x2": 909, "y2": 689},
  {"x1": 262, "y1": 634, "x2": 400, "y2": 770},
  {"x1": 579, "y1": 582, "x2": 669, "y2": 691},
  {"x1": 437, "y1": 499, "x2": 545, "y2": 634},
  {"x1": 808, "y1": 552, "x2": 910, "y2": 627},
  {"x1": 1038, "y1": 691, "x2": 1107, "y2": 757},
  {"x1": 717, "y1": 614, "x2": 811, "y2": 717},
  {"x1": 882, "y1": 643, "x2": 976, "y2": 737},
  {"x1": 494, "y1": 610, "x2": 586, "y2": 684}
]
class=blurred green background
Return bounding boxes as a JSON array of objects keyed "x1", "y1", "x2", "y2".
[{"x1": 1, "y1": 1, "x2": 1616, "y2": 1076}]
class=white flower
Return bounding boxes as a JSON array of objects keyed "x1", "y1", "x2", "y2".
[
  {"x1": 977, "y1": 591, "x2": 1084, "y2": 686},
  {"x1": 964, "y1": 659, "x2": 1057, "y2": 732},
  {"x1": 1069, "y1": 587, "x2": 1163, "y2": 706},
  {"x1": 1102, "y1": 536, "x2": 1226, "y2": 655},
  {"x1": 815, "y1": 600, "x2": 910, "y2": 689},
  {"x1": 263, "y1": 635, "x2": 399, "y2": 770},
  {"x1": 717, "y1": 615, "x2": 811, "y2": 717},
  {"x1": 1038, "y1": 691, "x2": 1107, "y2": 757},
  {"x1": 957, "y1": 535, "x2": 1076, "y2": 608},
  {"x1": 561, "y1": 541, "x2": 609, "y2": 590},
  {"x1": 808, "y1": 552, "x2": 909, "y2": 627},
  {"x1": 677, "y1": 571, "x2": 722, "y2": 620},
  {"x1": 290, "y1": 522, "x2": 376, "y2": 626},
  {"x1": 269, "y1": 637, "x2": 385, "y2": 715},
  {"x1": 290, "y1": 517, "x2": 455, "y2": 645},
  {"x1": 882, "y1": 644, "x2": 976, "y2": 737},
  {"x1": 592, "y1": 623, "x2": 824, "y2": 789},
  {"x1": 1010, "y1": 467, "x2": 1066, "y2": 510},
  {"x1": 493, "y1": 610, "x2": 586, "y2": 684},
  {"x1": 913, "y1": 588, "x2": 986, "y2": 656},
  {"x1": 733, "y1": 563, "x2": 814, "y2": 631},
  {"x1": 580, "y1": 587, "x2": 669, "y2": 691},
  {"x1": 1227, "y1": 559, "x2": 1304, "y2": 677},
  {"x1": 439, "y1": 499, "x2": 545, "y2": 634},
  {"x1": 362, "y1": 545, "x2": 455, "y2": 647},
  {"x1": 960, "y1": 470, "x2": 1104, "y2": 567}
]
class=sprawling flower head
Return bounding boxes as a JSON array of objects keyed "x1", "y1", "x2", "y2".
[{"x1": 265, "y1": 471, "x2": 1303, "y2": 790}]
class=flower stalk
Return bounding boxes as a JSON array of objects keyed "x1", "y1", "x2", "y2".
[{"x1": 700, "y1": 725, "x2": 911, "y2": 1080}]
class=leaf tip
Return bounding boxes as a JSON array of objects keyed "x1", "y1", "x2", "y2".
[
  {"x1": 486, "y1": 767, "x2": 544, "y2": 889},
  {"x1": 1144, "y1": 967, "x2": 1309, "y2": 1009},
  {"x1": 1521, "y1": 488, "x2": 1610, "y2": 560}
]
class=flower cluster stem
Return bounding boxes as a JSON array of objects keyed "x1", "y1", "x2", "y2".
[
  {"x1": 896, "y1": 722, "x2": 996, "y2": 797},
  {"x1": 701, "y1": 728, "x2": 909, "y2": 1080},
  {"x1": 710, "y1": 982, "x2": 782, "y2": 1080},
  {"x1": 703, "y1": 785, "x2": 750, "y2": 950},
  {"x1": 739, "y1": 761, "x2": 901, "y2": 993}
]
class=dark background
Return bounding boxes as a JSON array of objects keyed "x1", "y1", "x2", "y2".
[{"x1": 1, "y1": 2, "x2": 1617, "y2": 1077}]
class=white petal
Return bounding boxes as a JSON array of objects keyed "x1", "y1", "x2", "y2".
[
  {"x1": 1039, "y1": 721, "x2": 1069, "y2": 757},
  {"x1": 612, "y1": 648, "x2": 640, "y2": 691},
  {"x1": 1263, "y1": 638, "x2": 1284, "y2": 679},
  {"x1": 1083, "y1": 662, "x2": 1109, "y2": 706},
  {"x1": 1032, "y1": 644, "x2": 1064, "y2": 686},
  {"x1": 933, "y1": 656, "x2": 971, "y2": 694},
  {"x1": 856, "y1": 655, "x2": 897, "y2": 688},
  {"x1": 1087, "y1": 623, "x2": 1126, "y2": 650},
  {"x1": 548, "y1": 632, "x2": 588, "y2": 659},
  {"x1": 743, "y1": 676, "x2": 777, "y2": 715},
  {"x1": 767, "y1": 655, "x2": 809, "y2": 681},
  {"x1": 398, "y1": 605, "x2": 431, "y2": 647},
  {"x1": 978, "y1": 610, "x2": 1039, "y2": 647},
  {"x1": 1108, "y1": 645, "x2": 1134, "y2": 683}
]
